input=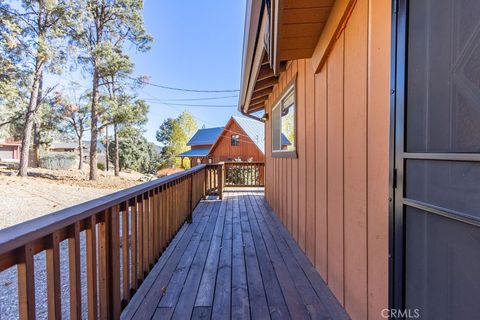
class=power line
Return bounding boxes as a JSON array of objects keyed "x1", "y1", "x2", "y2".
[
  {"x1": 132, "y1": 76, "x2": 240, "y2": 93},
  {"x1": 141, "y1": 89, "x2": 262, "y2": 144},
  {"x1": 145, "y1": 94, "x2": 239, "y2": 102},
  {"x1": 148, "y1": 100, "x2": 259, "y2": 142},
  {"x1": 146, "y1": 101, "x2": 237, "y2": 108}
]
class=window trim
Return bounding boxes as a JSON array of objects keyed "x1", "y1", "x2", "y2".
[{"x1": 271, "y1": 74, "x2": 297, "y2": 158}]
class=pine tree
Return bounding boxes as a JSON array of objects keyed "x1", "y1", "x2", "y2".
[
  {"x1": 54, "y1": 89, "x2": 90, "y2": 170},
  {"x1": 72, "y1": 0, "x2": 152, "y2": 180},
  {"x1": 0, "y1": 0, "x2": 73, "y2": 176}
]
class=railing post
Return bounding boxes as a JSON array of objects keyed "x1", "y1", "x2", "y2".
[
  {"x1": 121, "y1": 201, "x2": 130, "y2": 304},
  {"x1": 69, "y1": 222, "x2": 82, "y2": 320},
  {"x1": 259, "y1": 163, "x2": 265, "y2": 186},
  {"x1": 98, "y1": 207, "x2": 121, "y2": 320},
  {"x1": 110, "y1": 206, "x2": 121, "y2": 319},
  {"x1": 204, "y1": 166, "x2": 208, "y2": 199},
  {"x1": 86, "y1": 215, "x2": 98, "y2": 320},
  {"x1": 187, "y1": 173, "x2": 193, "y2": 223},
  {"x1": 98, "y1": 210, "x2": 111, "y2": 320},
  {"x1": 46, "y1": 231, "x2": 61, "y2": 319},
  {"x1": 17, "y1": 243, "x2": 35, "y2": 320},
  {"x1": 218, "y1": 163, "x2": 224, "y2": 200}
]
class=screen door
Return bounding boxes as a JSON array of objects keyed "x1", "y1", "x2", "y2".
[{"x1": 392, "y1": 0, "x2": 480, "y2": 318}]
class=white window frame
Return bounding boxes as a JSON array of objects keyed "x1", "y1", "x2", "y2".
[{"x1": 271, "y1": 78, "x2": 297, "y2": 158}]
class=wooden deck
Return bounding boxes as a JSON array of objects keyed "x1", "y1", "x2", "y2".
[{"x1": 121, "y1": 189, "x2": 349, "y2": 320}]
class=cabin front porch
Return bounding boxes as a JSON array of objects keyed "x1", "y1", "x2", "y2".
[{"x1": 121, "y1": 189, "x2": 347, "y2": 320}]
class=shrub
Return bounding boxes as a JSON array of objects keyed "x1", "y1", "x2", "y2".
[
  {"x1": 97, "y1": 162, "x2": 106, "y2": 171},
  {"x1": 39, "y1": 153, "x2": 77, "y2": 170}
]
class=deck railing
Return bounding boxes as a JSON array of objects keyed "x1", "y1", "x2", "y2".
[
  {"x1": 0, "y1": 165, "x2": 207, "y2": 320},
  {"x1": 0, "y1": 162, "x2": 264, "y2": 319},
  {"x1": 224, "y1": 161, "x2": 265, "y2": 187}
]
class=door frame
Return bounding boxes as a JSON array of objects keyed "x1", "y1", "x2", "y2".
[
  {"x1": 389, "y1": 0, "x2": 407, "y2": 312},
  {"x1": 390, "y1": 0, "x2": 430, "y2": 312}
]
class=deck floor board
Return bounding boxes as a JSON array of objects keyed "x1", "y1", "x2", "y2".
[{"x1": 122, "y1": 190, "x2": 349, "y2": 320}]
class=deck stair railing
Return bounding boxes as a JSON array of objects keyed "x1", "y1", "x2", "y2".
[{"x1": 0, "y1": 165, "x2": 207, "y2": 320}]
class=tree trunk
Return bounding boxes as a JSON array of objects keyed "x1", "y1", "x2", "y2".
[
  {"x1": 89, "y1": 69, "x2": 100, "y2": 180},
  {"x1": 105, "y1": 125, "x2": 109, "y2": 171},
  {"x1": 78, "y1": 135, "x2": 83, "y2": 170},
  {"x1": 33, "y1": 122, "x2": 40, "y2": 165},
  {"x1": 114, "y1": 123, "x2": 119, "y2": 176},
  {"x1": 18, "y1": 62, "x2": 43, "y2": 177}
]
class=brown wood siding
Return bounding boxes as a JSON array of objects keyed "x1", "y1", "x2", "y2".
[
  {"x1": 188, "y1": 157, "x2": 209, "y2": 167},
  {"x1": 190, "y1": 144, "x2": 211, "y2": 150},
  {"x1": 263, "y1": 1, "x2": 390, "y2": 319},
  {"x1": 209, "y1": 120, "x2": 264, "y2": 163}
]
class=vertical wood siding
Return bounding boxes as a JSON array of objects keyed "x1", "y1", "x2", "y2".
[{"x1": 263, "y1": 1, "x2": 390, "y2": 319}]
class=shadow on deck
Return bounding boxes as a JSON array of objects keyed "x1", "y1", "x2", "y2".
[{"x1": 121, "y1": 190, "x2": 348, "y2": 320}]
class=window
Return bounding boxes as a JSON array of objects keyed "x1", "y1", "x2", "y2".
[
  {"x1": 271, "y1": 82, "x2": 296, "y2": 157},
  {"x1": 231, "y1": 134, "x2": 240, "y2": 146}
]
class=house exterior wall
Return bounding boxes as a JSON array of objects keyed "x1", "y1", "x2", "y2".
[
  {"x1": 0, "y1": 146, "x2": 16, "y2": 160},
  {"x1": 263, "y1": 0, "x2": 390, "y2": 319},
  {"x1": 209, "y1": 120, "x2": 264, "y2": 163},
  {"x1": 0, "y1": 144, "x2": 20, "y2": 160},
  {"x1": 190, "y1": 144, "x2": 211, "y2": 150},
  {"x1": 188, "y1": 156, "x2": 209, "y2": 167},
  {"x1": 183, "y1": 145, "x2": 212, "y2": 167}
]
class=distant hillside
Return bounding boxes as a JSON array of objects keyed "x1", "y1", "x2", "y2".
[
  {"x1": 82, "y1": 140, "x2": 106, "y2": 152},
  {"x1": 154, "y1": 144, "x2": 163, "y2": 153}
]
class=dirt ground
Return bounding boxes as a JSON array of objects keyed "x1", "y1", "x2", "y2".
[{"x1": 0, "y1": 167, "x2": 154, "y2": 229}]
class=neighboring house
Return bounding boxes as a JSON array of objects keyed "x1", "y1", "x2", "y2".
[
  {"x1": 0, "y1": 139, "x2": 21, "y2": 162},
  {"x1": 177, "y1": 126, "x2": 223, "y2": 167},
  {"x1": 48, "y1": 142, "x2": 78, "y2": 153},
  {"x1": 44, "y1": 140, "x2": 111, "y2": 169},
  {"x1": 209, "y1": 116, "x2": 265, "y2": 163},
  {"x1": 178, "y1": 116, "x2": 290, "y2": 167}
]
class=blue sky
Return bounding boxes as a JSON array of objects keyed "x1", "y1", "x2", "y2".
[{"x1": 132, "y1": 0, "x2": 247, "y2": 142}]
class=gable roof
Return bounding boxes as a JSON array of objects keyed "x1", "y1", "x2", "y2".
[
  {"x1": 232, "y1": 116, "x2": 265, "y2": 153},
  {"x1": 186, "y1": 127, "x2": 224, "y2": 146}
]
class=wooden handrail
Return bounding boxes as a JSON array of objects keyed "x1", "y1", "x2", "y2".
[{"x1": 0, "y1": 164, "x2": 207, "y2": 319}]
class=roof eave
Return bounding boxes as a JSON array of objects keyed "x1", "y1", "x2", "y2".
[{"x1": 238, "y1": 0, "x2": 266, "y2": 116}]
